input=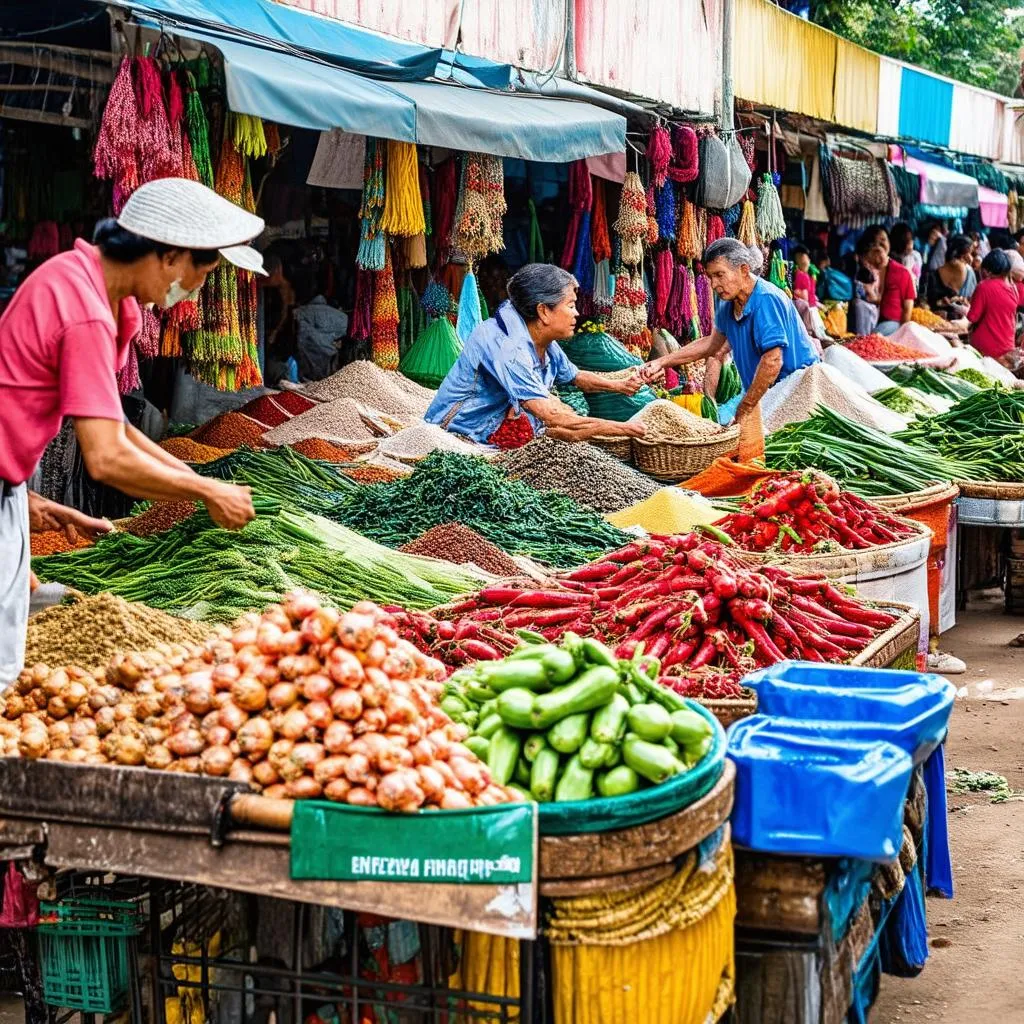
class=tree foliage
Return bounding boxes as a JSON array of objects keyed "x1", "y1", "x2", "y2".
[{"x1": 809, "y1": 0, "x2": 1024, "y2": 96}]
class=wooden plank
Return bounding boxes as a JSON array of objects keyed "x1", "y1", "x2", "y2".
[
  {"x1": 42, "y1": 822, "x2": 537, "y2": 939},
  {"x1": 0, "y1": 47, "x2": 114, "y2": 84},
  {"x1": 0, "y1": 105, "x2": 92, "y2": 129},
  {"x1": 541, "y1": 861, "x2": 676, "y2": 897},
  {"x1": 734, "y1": 849, "x2": 831, "y2": 934},
  {"x1": 0, "y1": 41, "x2": 116, "y2": 62},
  {"x1": 0, "y1": 759, "x2": 248, "y2": 834},
  {"x1": 538, "y1": 760, "x2": 734, "y2": 879}
]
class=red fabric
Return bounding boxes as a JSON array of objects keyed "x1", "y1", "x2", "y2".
[
  {"x1": 0, "y1": 239, "x2": 139, "y2": 484},
  {"x1": 793, "y1": 269, "x2": 818, "y2": 308},
  {"x1": 878, "y1": 259, "x2": 916, "y2": 323},
  {"x1": 967, "y1": 278, "x2": 1018, "y2": 359},
  {"x1": 487, "y1": 409, "x2": 535, "y2": 450},
  {"x1": 1015, "y1": 280, "x2": 1024, "y2": 308},
  {"x1": 0, "y1": 863, "x2": 39, "y2": 928}
]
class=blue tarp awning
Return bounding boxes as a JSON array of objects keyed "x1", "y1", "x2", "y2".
[
  {"x1": 125, "y1": 14, "x2": 626, "y2": 162},
  {"x1": 109, "y1": 0, "x2": 512, "y2": 88}
]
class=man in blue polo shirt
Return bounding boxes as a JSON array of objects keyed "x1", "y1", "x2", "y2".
[{"x1": 643, "y1": 238, "x2": 819, "y2": 426}]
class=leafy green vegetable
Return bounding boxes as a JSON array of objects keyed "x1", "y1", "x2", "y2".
[{"x1": 330, "y1": 451, "x2": 631, "y2": 567}]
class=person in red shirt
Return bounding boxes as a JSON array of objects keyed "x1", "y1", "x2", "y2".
[
  {"x1": 967, "y1": 250, "x2": 1022, "y2": 371},
  {"x1": 0, "y1": 177, "x2": 264, "y2": 688},
  {"x1": 863, "y1": 242, "x2": 916, "y2": 336}
]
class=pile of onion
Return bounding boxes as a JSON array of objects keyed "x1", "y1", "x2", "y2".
[{"x1": 0, "y1": 594, "x2": 515, "y2": 811}]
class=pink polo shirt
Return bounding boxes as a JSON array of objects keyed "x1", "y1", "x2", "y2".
[{"x1": 0, "y1": 240, "x2": 140, "y2": 485}]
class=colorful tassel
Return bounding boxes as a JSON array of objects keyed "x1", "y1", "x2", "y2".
[
  {"x1": 737, "y1": 199, "x2": 757, "y2": 246},
  {"x1": 706, "y1": 215, "x2": 725, "y2": 245},
  {"x1": 357, "y1": 139, "x2": 387, "y2": 271},
  {"x1": 755, "y1": 173, "x2": 786, "y2": 243},
  {"x1": 591, "y1": 178, "x2": 612, "y2": 263},
  {"x1": 695, "y1": 269, "x2": 714, "y2": 336},
  {"x1": 380, "y1": 141, "x2": 426, "y2": 236},
  {"x1": 571, "y1": 211, "x2": 595, "y2": 295},
  {"x1": 647, "y1": 125, "x2": 672, "y2": 189},
  {"x1": 677, "y1": 199, "x2": 700, "y2": 261},
  {"x1": 454, "y1": 153, "x2": 506, "y2": 260},
  {"x1": 456, "y1": 270, "x2": 483, "y2": 344},
  {"x1": 231, "y1": 114, "x2": 268, "y2": 159},
  {"x1": 613, "y1": 172, "x2": 647, "y2": 268},
  {"x1": 654, "y1": 249, "x2": 674, "y2": 324},
  {"x1": 432, "y1": 158, "x2": 458, "y2": 266},
  {"x1": 655, "y1": 184, "x2": 677, "y2": 243},
  {"x1": 351, "y1": 269, "x2": 374, "y2": 342},
  {"x1": 421, "y1": 279, "x2": 452, "y2": 320},
  {"x1": 371, "y1": 248, "x2": 400, "y2": 370}
]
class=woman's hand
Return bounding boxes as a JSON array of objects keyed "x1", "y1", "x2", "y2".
[
  {"x1": 27, "y1": 493, "x2": 113, "y2": 542},
  {"x1": 640, "y1": 357, "x2": 666, "y2": 383},
  {"x1": 615, "y1": 373, "x2": 645, "y2": 396}
]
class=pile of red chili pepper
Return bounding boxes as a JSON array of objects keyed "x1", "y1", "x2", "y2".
[
  {"x1": 387, "y1": 534, "x2": 900, "y2": 683},
  {"x1": 845, "y1": 335, "x2": 927, "y2": 363},
  {"x1": 713, "y1": 471, "x2": 920, "y2": 553}
]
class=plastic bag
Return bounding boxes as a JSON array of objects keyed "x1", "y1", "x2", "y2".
[
  {"x1": 0, "y1": 863, "x2": 39, "y2": 928},
  {"x1": 742, "y1": 663, "x2": 954, "y2": 766},
  {"x1": 728, "y1": 715, "x2": 914, "y2": 860}
]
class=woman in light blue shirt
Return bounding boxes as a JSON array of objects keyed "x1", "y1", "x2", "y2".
[{"x1": 426, "y1": 265, "x2": 645, "y2": 445}]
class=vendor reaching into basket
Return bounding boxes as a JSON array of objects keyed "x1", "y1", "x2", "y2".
[
  {"x1": 0, "y1": 178, "x2": 263, "y2": 690},
  {"x1": 641, "y1": 239, "x2": 819, "y2": 427},
  {"x1": 425, "y1": 264, "x2": 646, "y2": 448}
]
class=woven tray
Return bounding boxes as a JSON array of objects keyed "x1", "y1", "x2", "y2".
[
  {"x1": 591, "y1": 435, "x2": 633, "y2": 462},
  {"x1": 698, "y1": 688, "x2": 758, "y2": 728},
  {"x1": 632, "y1": 426, "x2": 740, "y2": 482},
  {"x1": 850, "y1": 600, "x2": 921, "y2": 668},
  {"x1": 871, "y1": 481, "x2": 959, "y2": 513},
  {"x1": 955, "y1": 479, "x2": 1024, "y2": 501}
]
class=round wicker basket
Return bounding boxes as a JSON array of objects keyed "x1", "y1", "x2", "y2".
[{"x1": 632, "y1": 427, "x2": 740, "y2": 482}]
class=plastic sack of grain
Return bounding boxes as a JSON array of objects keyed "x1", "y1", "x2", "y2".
[
  {"x1": 822, "y1": 343, "x2": 895, "y2": 394},
  {"x1": 761, "y1": 363, "x2": 908, "y2": 434},
  {"x1": 888, "y1": 322, "x2": 955, "y2": 358}
]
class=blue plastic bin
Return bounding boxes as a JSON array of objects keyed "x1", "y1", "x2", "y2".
[
  {"x1": 743, "y1": 662, "x2": 954, "y2": 765},
  {"x1": 728, "y1": 715, "x2": 914, "y2": 860}
]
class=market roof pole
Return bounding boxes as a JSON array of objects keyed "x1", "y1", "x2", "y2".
[{"x1": 721, "y1": 0, "x2": 735, "y2": 133}]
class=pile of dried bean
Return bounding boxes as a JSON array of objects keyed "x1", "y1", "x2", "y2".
[
  {"x1": 159, "y1": 437, "x2": 233, "y2": 464},
  {"x1": 122, "y1": 501, "x2": 198, "y2": 537},
  {"x1": 400, "y1": 523, "x2": 521, "y2": 576}
]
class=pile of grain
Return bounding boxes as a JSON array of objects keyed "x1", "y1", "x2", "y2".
[
  {"x1": 30, "y1": 530, "x2": 94, "y2": 557},
  {"x1": 262, "y1": 398, "x2": 377, "y2": 445},
  {"x1": 629, "y1": 400, "x2": 723, "y2": 442},
  {"x1": 606, "y1": 488, "x2": 722, "y2": 534},
  {"x1": 159, "y1": 437, "x2": 233, "y2": 464},
  {"x1": 289, "y1": 438, "x2": 364, "y2": 463},
  {"x1": 760, "y1": 363, "x2": 907, "y2": 434},
  {"x1": 343, "y1": 465, "x2": 407, "y2": 484},
  {"x1": 25, "y1": 593, "x2": 212, "y2": 670},
  {"x1": 122, "y1": 501, "x2": 197, "y2": 537},
  {"x1": 302, "y1": 362, "x2": 435, "y2": 420},
  {"x1": 237, "y1": 391, "x2": 316, "y2": 428},
  {"x1": 378, "y1": 424, "x2": 482, "y2": 461},
  {"x1": 494, "y1": 436, "x2": 661, "y2": 513},
  {"x1": 400, "y1": 523, "x2": 520, "y2": 576},
  {"x1": 191, "y1": 413, "x2": 269, "y2": 449},
  {"x1": 822, "y1": 345, "x2": 894, "y2": 394}
]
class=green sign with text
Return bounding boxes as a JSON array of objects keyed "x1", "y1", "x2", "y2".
[{"x1": 290, "y1": 801, "x2": 536, "y2": 885}]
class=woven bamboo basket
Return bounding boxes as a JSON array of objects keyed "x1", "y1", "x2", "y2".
[
  {"x1": 632, "y1": 426, "x2": 740, "y2": 482},
  {"x1": 871, "y1": 481, "x2": 959, "y2": 513},
  {"x1": 591, "y1": 435, "x2": 634, "y2": 462},
  {"x1": 732, "y1": 517, "x2": 932, "y2": 580},
  {"x1": 698, "y1": 688, "x2": 758, "y2": 728},
  {"x1": 850, "y1": 601, "x2": 921, "y2": 668},
  {"x1": 955, "y1": 479, "x2": 1024, "y2": 501}
]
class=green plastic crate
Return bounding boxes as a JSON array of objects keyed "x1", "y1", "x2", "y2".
[{"x1": 37, "y1": 898, "x2": 142, "y2": 1014}]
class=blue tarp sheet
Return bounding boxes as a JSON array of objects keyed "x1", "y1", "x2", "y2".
[
  {"x1": 125, "y1": 2, "x2": 625, "y2": 161},
  {"x1": 899, "y1": 67, "x2": 953, "y2": 148}
]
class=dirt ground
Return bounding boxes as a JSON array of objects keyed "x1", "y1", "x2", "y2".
[
  {"x1": 0, "y1": 601, "x2": 1020, "y2": 1024},
  {"x1": 873, "y1": 594, "x2": 1024, "y2": 1023}
]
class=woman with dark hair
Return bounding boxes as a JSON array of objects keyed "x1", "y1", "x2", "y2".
[
  {"x1": 0, "y1": 177, "x2": 261, "y2": 691},
  {"x1": 852, "y1": 229, "x2": 915, "y2": 336},
  {"x1": 927, "y1": 235, "x2": 973, "y2": 318},
  {"x1": 967, "y1": 249, "x2": 1021, "y2": 370},
  {"x1": 890, "y1": 222, "x2": 922, "y2": 287},
  {"x1": 425, "y1": 263, "x2": 645, "y2": 447}
]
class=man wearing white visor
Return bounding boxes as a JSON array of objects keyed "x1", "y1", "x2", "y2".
[{"x1": 0, "y1": 178, "x2": 265, "y2": 689}]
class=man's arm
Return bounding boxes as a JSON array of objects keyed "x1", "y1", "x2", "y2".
[
  {"x1": 573, "y1": 370, "x2": 644, "y2": 396},
  {"x1": 27, "y1": 492, "x2": 112, "y2": 539},
  {"x1": 125, "y1": 422, "x2": 201, "y2": 473},
  {"x1": 520, "y1": 397, "x2": 645, "y2": 441},
  {"x1": 734, "y1": 348, "x2": 784, "y2": 423},
  {"x1": 643, "y1": 330, "x2": 729, "y2": 379},
  {"x1": 73, "y1": 418, "x2": 254, "y2": 529}
]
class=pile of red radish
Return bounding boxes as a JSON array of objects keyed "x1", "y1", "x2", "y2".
[
  {"x1": 712, "y1": 471, "x2": 921, "y2": 553},
  {"x1": 388, "y1": 534, "x2": 901, "y2": 682}
]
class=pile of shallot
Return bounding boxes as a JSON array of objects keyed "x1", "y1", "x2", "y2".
[{"x1": 0, "y1": 594, "x2": 514, "y2": 812}]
